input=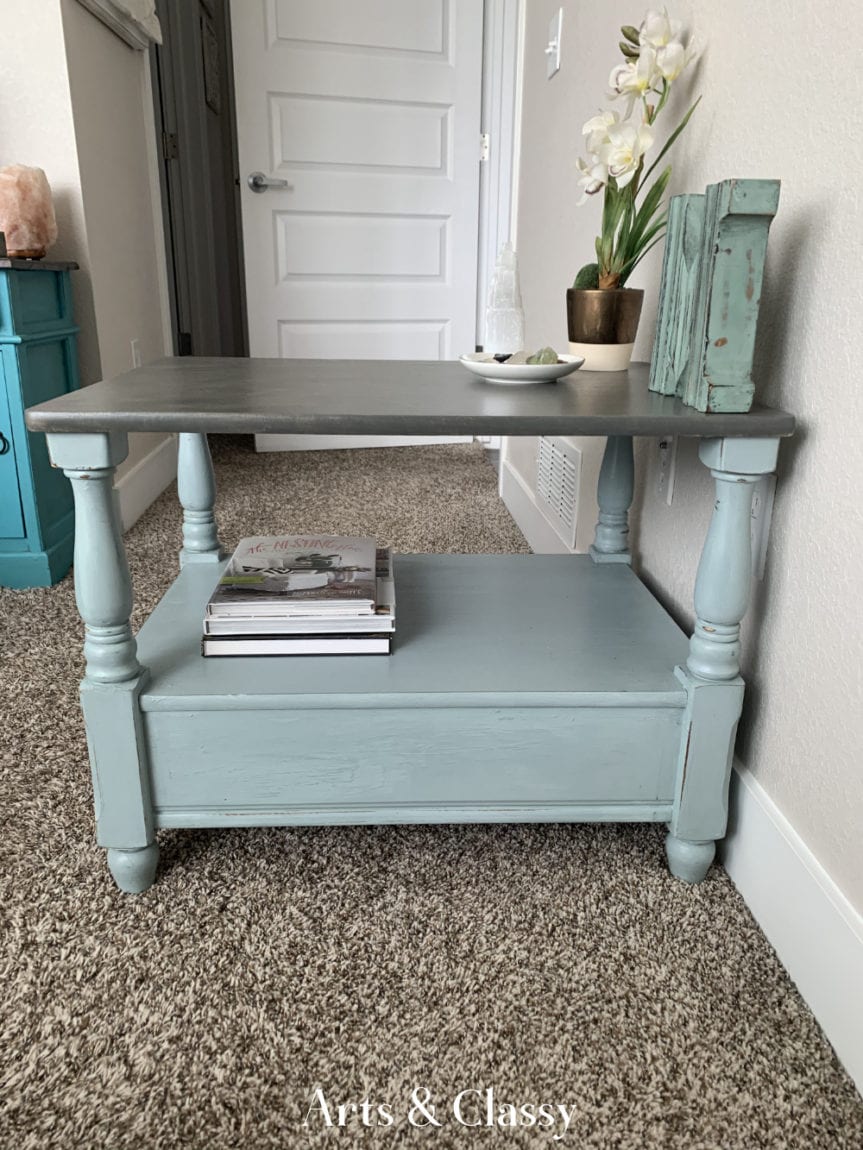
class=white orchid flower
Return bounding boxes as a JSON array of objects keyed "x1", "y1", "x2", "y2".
[
  {"x1": 656, "y1": 40, "x2": 686, "y2": 80},
  {"x1": 640, "y1": 8, "x2": 694, "y2": 84},
  {"x1": 609, "y1": 45, "x2": 660, "y2": 115},
  {"x1": 596, "y1": 121, "x2": 654, "y2": 189},
  {"x1": 576, "y1": 154, "x2": 609, "y2": 203},
  {"x1": 575, "y1": 6, "x2": 699, "y2": 293},
  {"x1": 582, "y1": 110, "x2": 620, "y2": 154},
  {"x1": 639, "y1": 7, "x2": 684, "y2": 49}
]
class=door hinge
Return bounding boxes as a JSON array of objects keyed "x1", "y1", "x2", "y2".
[
  {"x1": 162, "y1": 131, "x2": 179, "y2": 161},
  {"x1": 479, "y1": 132, "x2": 490, "y2": 162}
]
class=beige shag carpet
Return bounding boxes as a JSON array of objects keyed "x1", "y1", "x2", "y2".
[{"x1": 1, "y1": 439, "x2": 860, "y2": 1149}]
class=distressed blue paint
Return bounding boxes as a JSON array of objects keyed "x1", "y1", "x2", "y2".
[
  {"x1": 178, "y1": 432, "x2": 225, "y2": 565},
  {"x1": 26, "y1": 367, "x2": 794, "y2": 891},
  {"x1": 0, "y1": 264, "x2": 80, "y2": 586},
  {"x1": 649, "y1": 194, "x2": 705, "y2": 399},
  {"x1": 687, "y1": 438, "x2": 779, "y2": 682},
  {"x1": 650, "y1": 179, "x2": 780, "y2": 414},
  {"x1": 107, "y1": 845, "x2": 159, "y2": 894},
  {"x1": 590, "y1": 435, "x2": 634, "y2": 563}
]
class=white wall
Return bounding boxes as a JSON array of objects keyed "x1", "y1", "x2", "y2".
[
  {"x1": 0, "y1": 0, "x2": 101, "y2": 385},
  {"x1": 61, "y1": 0, "x2": 173, "y2": 477},
  {"x1": 0, "y1": 0, "x2": 173, "y2": 491},
  {"x1": 516, "y1": 0, "x2": 863, "y2": 912}
]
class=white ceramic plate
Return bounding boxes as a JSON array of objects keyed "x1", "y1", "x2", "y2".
[{"x1": 459, "y1": 352, "x2": 585, "y2": 385}]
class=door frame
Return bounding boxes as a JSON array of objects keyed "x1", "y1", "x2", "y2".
[{"x1": 476, "y1": 0, "x2": 524, "y2": 352}]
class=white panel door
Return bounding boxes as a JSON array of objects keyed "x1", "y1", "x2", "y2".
[{"x1": 230, "y1": 0, "x2": 484, "y2": 450}]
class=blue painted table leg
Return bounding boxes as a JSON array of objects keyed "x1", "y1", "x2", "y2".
[
  {"x1": 666, "y1": 436, "x2": 780, "y2": 882},
  {"x1": 178, "y1": 432, "x2": 225, "y2": 566},
  {"x1": 107, "y1": 844, "x2": 160, "y2": 893},
  {"x1": 46, "y1": 432, "x2": 159, "y2": 893},
  {"x1": 589, "y1": 435, "x2": 634, "y2": 564}
]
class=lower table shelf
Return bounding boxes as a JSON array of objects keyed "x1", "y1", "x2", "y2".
[{"x1": 132, "y1": 554, "x2": 690, "y2": 828}]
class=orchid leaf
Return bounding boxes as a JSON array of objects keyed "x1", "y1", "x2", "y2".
[
  {"x1": 619, "y1": 232, "x2": 667, "y2": 283},
  {"x1": 641, "y1": 96, "x2": 701, "y2": 187},
  {"x1": 627, "y1": 167, "x2": 671, "y2": 252}
]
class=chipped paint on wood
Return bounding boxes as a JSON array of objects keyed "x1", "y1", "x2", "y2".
[{"x1": 649, "y1": 179, "x2": 780, "y2": 413}]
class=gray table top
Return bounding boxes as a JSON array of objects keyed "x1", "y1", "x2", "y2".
[{"x1": 25, "y1": 358, "x2": 795, "y2": 438}]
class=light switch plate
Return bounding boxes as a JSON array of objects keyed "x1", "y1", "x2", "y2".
[{"x1": 546, "y1": 9, "x2": 562, "y2": 79}]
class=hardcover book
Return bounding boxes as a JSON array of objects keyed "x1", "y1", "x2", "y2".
[
  {"x1": 203, "y1": 566, "x2": 395, "y2": 635},
  {"x1": 207, "y1": 534, "x2": 378, "y2": 618},
  {"x1": 201, "y1": 634, "x2": 392, "y2": 657}
]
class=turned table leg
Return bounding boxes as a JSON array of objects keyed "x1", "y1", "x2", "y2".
[
  {"x1": 47, "y1": 432, "x2": 158, "y2": 893},
  {"x1": 666, "y1": 437, "x2": 780, "y2": 883},
  {"x1": 178, "y1": 432, "x2": 224, "y2": 565},
  {"x1": 590, "y1": 435, "x2": 634, "y2": 564}
]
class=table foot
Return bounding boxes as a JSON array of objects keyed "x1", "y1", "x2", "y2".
[
  {"x1": 665, "y1": 833, "x2": 715, "y2": 884},
  {"x1": 107, "y1": 843, "x2": 159, "y2": 893}
]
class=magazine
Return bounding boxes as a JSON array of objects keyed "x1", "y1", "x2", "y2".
[
  {"x1": 207, "y1": 534, "x2": 377, "y2": 618},
  {"x1": 203, "y1": 568, "x2": 395, "y2": 635}
]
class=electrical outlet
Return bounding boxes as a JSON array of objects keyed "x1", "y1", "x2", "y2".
[
  {"x1": 657, "y1": 436, "x2": 677, "y2": 505},
  {"x1": 130, "y1": 338, "x2": 142, "y2": 369},
  {"x1": 750, "y1": 474, "x2": 776, "y2": 580}
]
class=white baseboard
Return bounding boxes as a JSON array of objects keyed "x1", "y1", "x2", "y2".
[
  {"x1": 115, "y1": 435, "x2": 178, "y2": 532},
  {"x1": 721, "y1": 765, "x2": 863, "y2": 1094},
  {"x1": 255, "y1": 434, "x2": 472, "y2": 452},
  {"x1": 498, "y1": 457, "x2": 572, "y2": 553}
]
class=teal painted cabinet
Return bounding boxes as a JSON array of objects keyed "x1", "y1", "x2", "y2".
[{"x1": 0, "y1": 259, "x2": 80, "y2": 587}]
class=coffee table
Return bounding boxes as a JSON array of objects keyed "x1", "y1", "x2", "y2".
[{"x1": 26, "y1": 359, "x2": 794, "y2": 892}]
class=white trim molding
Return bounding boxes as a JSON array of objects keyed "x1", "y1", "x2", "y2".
[
  {"x1": 499, "y1": 452, "x2": 573, "y2": 554},
  {"x1": 255, "y1": 434, "x2": 471, "y2": 452},
  {"x1": 115, "y1": 434, "x2": 178, "y2": 532},
  {"x1": 75, "y1": 0, "x2": 162, "y2": 49},
  {"x1": 721, "y1": 765, "x2": 863, "y2": 1094},
  {"x1": 476, "y1": 0, "x2": 523, "y2": 347}
]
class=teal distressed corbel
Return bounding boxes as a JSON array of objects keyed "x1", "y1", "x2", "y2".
[{"x1": 649, "y1": 178, "x2": 780, "y2": 413}]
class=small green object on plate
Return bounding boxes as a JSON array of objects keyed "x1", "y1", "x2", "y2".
[{"x1": 526, "y1": 346, "x2": 559, "y2": 365}]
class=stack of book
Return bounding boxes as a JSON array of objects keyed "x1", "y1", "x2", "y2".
[{"x1": 201, "y1": 534, "x2": 395, "y2": 656}]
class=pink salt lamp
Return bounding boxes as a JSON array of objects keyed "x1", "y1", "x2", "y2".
[{"x1": 0, "y1": 165, "x2": 58, "y2": 259}]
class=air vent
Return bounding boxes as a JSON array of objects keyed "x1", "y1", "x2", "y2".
[{"x1": 536, "y1": 436, "x2": 581, "y2": 549}]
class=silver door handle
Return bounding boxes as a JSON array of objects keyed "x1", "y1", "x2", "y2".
[{"x1": 247, "y1": 171, "x2": 292, "y2": 193}]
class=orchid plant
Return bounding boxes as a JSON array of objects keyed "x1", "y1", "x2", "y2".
[{"x1": 575, "y1": 8, "x2": 699, "y2": 292}]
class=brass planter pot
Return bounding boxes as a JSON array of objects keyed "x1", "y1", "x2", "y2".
[{"x1": 566, "y1": 287, "x2": 644, "y2": 372}]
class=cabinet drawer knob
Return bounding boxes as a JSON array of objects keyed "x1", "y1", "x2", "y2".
[{"x1": 0, "y1": 432, "x2": 9, "y2": 456}]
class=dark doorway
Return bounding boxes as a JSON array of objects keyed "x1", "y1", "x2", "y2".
[{"x1": 152, "y1": 0, "x2": 247, "y2": 356}]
